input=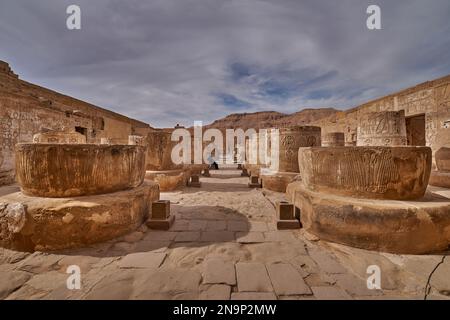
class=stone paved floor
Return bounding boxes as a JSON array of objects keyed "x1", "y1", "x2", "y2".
[{"x1": 0, "y1": 169, "x2": 449, "y2": 300}]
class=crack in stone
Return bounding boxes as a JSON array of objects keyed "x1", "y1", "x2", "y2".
[{"x1": 424, "y1": 256, "x2": 446, "y2": 300}]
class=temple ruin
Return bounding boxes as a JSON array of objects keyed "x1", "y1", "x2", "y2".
[{"x1": 1, "y1": 61, "x2": 450, "y2": 299}]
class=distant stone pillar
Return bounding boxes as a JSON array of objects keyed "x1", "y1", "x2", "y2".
[
  {"x1": 260, "y1": 126, "x2": 321, "y2": 193},
  {"x1": 278, "y1": 126, "x2": 322, "y2": 173},
  {"x1": 357, "y1": 111, "x2": 407, "y2": 147},
  {"x1": 322, "y1": 132, "x2": 345, "y2": 147}
]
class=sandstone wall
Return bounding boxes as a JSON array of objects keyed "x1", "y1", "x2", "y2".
[{"x1": 0, "y1": 62, "x2": 151, "y2": 185}]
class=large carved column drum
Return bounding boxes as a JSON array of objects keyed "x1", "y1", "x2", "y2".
[
  {"x1": 261, "y1": 126, "x2": 321, "y2": 192},
  {"x1": 429, "y1": 147, "x2": 450, "y2": 188},
  {"x1": 357, "y1": 111, "x2": 407, "y2": 147},
  {"x1": 1, "y1": 143, "x2": 159, "y2": 252},
  {"x1": 286, "y1": 146, "x2": 450, "y2": 254},
  {"x1": 145, "y1": 129, "x2": 189, "y2": 191},
  {"x1": 15, "y1": 144, "x2": 146, "y2": 197}
]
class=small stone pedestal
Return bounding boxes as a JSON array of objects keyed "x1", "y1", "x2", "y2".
[
  {"x1": 189, "y1": 175, "x2": 201, "y2": 187},
  {"x1": 276, "y1": 201, "x2": 301, "y2": 230},
  {"x1": 202, "y1": 168, "x2": 210, "y2": 177},
  {"x1": 248, "y1": 176, "x2": 261, "y2": 188},
  {"x1": 147, "y1": 200, "x2": 175, "y2": 230}
]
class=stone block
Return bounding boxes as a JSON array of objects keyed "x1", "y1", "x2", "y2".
[
  {"x1": 0, "y1": 181, "x2": 159, "y2": 252},
  {"x1": 286, "y1": 182, "x2": 450, "y2": 254},
  {"x1": 248, "y1": 176, "x2": 261, "y2": 188},
  {"x1": 151, "y1": 200, "x2": 170, "y2": 220},
  {"x1": 145, "y1": 169, "x2": 188, "y2": 191},
  {"x1": 146, "y1": 215, "x2": 175, "y2": 231},
  {"x1": 190, "y1": 175, "x2": 201, "y2": 187},
  {"x1": 276, "y1": 220, "x2": 301, "y2": 230},
  {"x1": 261, "y1": 172, "x2": 298, "y2": 193},
  {"x1": 429, "y1": 170, "x2": 450, "y2": 188},
  {"x1": 276, "y1": 201, "x2": 294, "y2": 220}
]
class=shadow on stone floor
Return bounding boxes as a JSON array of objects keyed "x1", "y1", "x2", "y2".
[{"x1": 50, "y1": 204, "x2": 253, "y2": 258}]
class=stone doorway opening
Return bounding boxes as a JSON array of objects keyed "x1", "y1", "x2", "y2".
[
  {"x1": 406, "y1": 114, "x2": 426, "y2": 146},
  {"x1": 75, "y1": 126, "x2": 88, "y2": 139}
]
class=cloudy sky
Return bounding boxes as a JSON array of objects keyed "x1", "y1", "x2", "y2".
[{"x1": 1, "y1": 0, "x2": 449, "y2": 127}]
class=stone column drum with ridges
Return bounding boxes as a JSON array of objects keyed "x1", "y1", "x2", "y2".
[
  {"x1": 277, "y1": 126, "x2": 321, "y2": 173},
  {"x1": 298, "y1": 146, "x2": 431, "y2": 200},
  {"x1": 15, "y1": 144, "x2": 146, "y2": 197}
]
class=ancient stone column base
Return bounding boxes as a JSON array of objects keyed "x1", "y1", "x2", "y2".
[
  {"x1": 286, "y1": 181, "x2": 450, "y2": 254},
  {"x1": 145, "y1": 169, "x2": 189, "y2": 191},
  {"x1": 202, "y1": 168, "x2": 211, "y2": 177},
  {"x1": 147, "y1": 215, "x2": 175, "y2": 231},
  {"x1": 0, "y1": 182, "x2": 160, "y2": 252},
  {"x1": 429, "y1": 170, "x2": 450, "y2": 188},
  {"x1": 275, "y1": 201, "x2": 301, "y2": 230},
  {"x1": 260, "y1": 172, "x2": 299, "y2": 193},
  {"x1": 248, "y1": 176, "x2": 261, "y2": 188},
  {"x1": 276, "y1": 220, "x2": 301, "y2": 230},
  {"x1": 189, "y1": 175, "x2": 201, "y2": 187}
]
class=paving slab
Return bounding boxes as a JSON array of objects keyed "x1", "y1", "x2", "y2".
[
  {"x1": 174, "y1": 231, "x2": 201, "y2": 242},
  {"x1": 199, "y1": 285, "x2": 231, "y2": 300},
  {"x1": 200, "y1": 231, "x2": 235, "y2": 242},
  {"x1": 231, "y1": 292, "x2": 277, "y2": 300},
  {"x1": 203, "y1": 258, "x2": 236, "y2": 285},
  {"x1": 311, "y1": 286, "x2": 353, "y2": 300},
  {"x1": 236, "y1": 232, "x2": 265, "y2": 243},
  {"x1": 236, "y1": 262, "x2": 273, "y2": 292},
  {"x1": 266, "y1": 263, "x2": 312, "y2": 296},
  {"x1": 119, "y1": 252, "x2": 167, "y2": 269}
]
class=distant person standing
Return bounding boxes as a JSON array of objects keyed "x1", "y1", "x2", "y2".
[{"x1": 208, "y1": 155, "x2": 219, "y2": 170}]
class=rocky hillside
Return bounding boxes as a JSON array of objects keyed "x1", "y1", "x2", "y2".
[{"x1": 206, "y1": 108, "x2": 342, "y2": 130}]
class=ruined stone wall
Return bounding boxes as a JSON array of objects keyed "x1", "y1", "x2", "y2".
[
  {"x1": 313, "y1": 75, "x2": 450, "y2": 163},
  {"x1": 0, "y1": 62, "x2": 151, "y2": 185}
]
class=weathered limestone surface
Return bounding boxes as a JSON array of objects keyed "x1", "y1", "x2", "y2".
[
  {"x1": 145, "y1": 169, "x2": 189, "y2": 192},
  {"x1": 146, "y1": 130, "x2": 182, "y2": 171},
  {"x1": 429, "y1": 171, "x2": 450, "y2": 188},
  {"x1": 260, "y1": 172, "x2": 299, "y2": 193},
  {"x1": 277, "y1": 126, "x2": 321, "y2": 173},
  {"x1": 286, "y1": 182, "x2": 450, "y2": 254},
  {"x1": 33, "y1": 130, "x2": 86, "y2": 144},
  {"x1": 15, "y1": 144, "x2": 146, "y2": 197},
  {"x1": 357, "y1": 111, "x2": 407, "y2": 147},
  {"x1": 0, "y1": 181, "x2": 159, "y2": 252},
  {"x1": 322, "y1": 132, "x2": 345, "y2": 147},
  {"x1": 144, "y1": 130, "x2": 191, "y2": 191},
  {"x1": 261, "y1": 126, "x2": 321, "y2": 193},
  {"x1": 298, "y1": 146, "x2": 431, "y2": 200},
  {"x1": 430, "y1": 147, "x2": 450, "y2": 188},
  {"x1": 436, "y1": 147, "x2": 450, "y2": 171}
]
